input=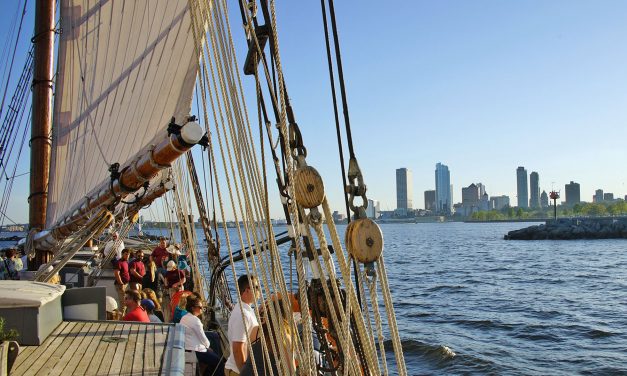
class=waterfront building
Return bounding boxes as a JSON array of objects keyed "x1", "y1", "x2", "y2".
[
  {"x1": 490, "y1": 195, "x2": 510, "y2": 210},
  {"x1": 516, "y1": 167, "x2": 528, "y2": 208},
  {"x1": 435, "y1": 163, "x2": 452, "y2": 215},
  {"x1": 461, "y1": 183, "x2": 480, "y2": 216},
  {"x1": 480, "y1": 192, "x2": 490, "y2": 211},
  {"x1": 332, "y1": 211, "x2": 346, "y2": 223},
  {"x1": 529, "y1": 171, "x2": 540, "y2": 208},
  {"x1": 366, "y1": 199, "x2": 380, "y2": 219},
  {"x1": 565, "y1": 181, "x2": 581, "y2": 206},
  {"x1": 540, "y1": 191, "x2": 549, "y2": 208},
  {"x1": 604, "y1": 193, "x2": 614, "y2": 201},
  {"x1": 424, "y1": 190, "x2": 436, "y2": 211},
  {"x1": 594, "y1": 189, "x2": 604, "y2": 203},
  {"x1": 396, "y1": 168, "x2": 413, "y2": 212}
]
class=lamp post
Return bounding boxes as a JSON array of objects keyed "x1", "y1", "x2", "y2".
[{"x1": 549, "y1": 191, "x2": 560, "y2": 220}]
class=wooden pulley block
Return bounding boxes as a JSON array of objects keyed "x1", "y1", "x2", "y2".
[
  {"x1": 294, "y1": 166, "x2": 325, "y2": 208},
  {"x1": 345, "y1": 218, "x2": 384, "y2": 263}
]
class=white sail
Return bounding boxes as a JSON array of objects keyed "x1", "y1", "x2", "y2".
[{"x1": 46, "y1": 0, "x2": 201, "y2": 227}]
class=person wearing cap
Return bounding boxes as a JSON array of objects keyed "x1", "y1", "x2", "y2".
[
  {"x1": 106, "y1": 296, "x2": 121, "y2": 320},
  {"x1": 165, "y1": 260, "x2": 186, "y2": 296},
  {"x1": 141, "y1": 298, "x2": 162, "y2": 323},
  {"x1": 123, "y1": 290, "x2": 150, "y2": 322},
  {"x1": 103, "y1": 232, "x2": 125, "y2": 264}
]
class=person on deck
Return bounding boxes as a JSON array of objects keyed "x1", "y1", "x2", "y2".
[
  {"x1": 141, "y1": 299, "x2": 162, "y2": 323},
  {"x1": 0, "y1": 249, "x2": 21, "y2": 280},
  {"x1": 151, "y1": 237, "x2": 170, "y2": 275},
  {"x1": 142, "y1": 254, "x2": 159, "y2": 292},
  {"x1": 142, "y1": 288, "x2": 165, "y2": 322},
  {"x1": 129, "y1": 250, "x2": 146, "y2": 291},
  {"x1": 114, "y1": 249, "x2": 131, "y2": 313},
  {"x1": 180, "y1": 297, "x2": 225, "y2": 376},
  {"x1": 103, "y1": 232, "x2": 124, "y2": 265},
  {"x1": 123, "y1": 290, "x2": 150, "y2": 322},
  {"x1": 225, "y1": 275, "x2": 260, "y2": 376},
  {"x1": 165, "y1": 260, "x2": 186, "y2": 296}
]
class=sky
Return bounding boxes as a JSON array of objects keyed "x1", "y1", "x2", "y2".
[{"x1": 1, "y1": 0, "x2": 626, "y2": 224}]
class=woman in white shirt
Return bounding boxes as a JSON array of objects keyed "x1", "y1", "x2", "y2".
[{"x1": 180, "y1": 297, "x2": 224, "y2": 376}]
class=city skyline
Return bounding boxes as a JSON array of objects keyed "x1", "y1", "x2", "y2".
[{"x1": 1, "y1": 1, "x2": 626, "y2": 223}]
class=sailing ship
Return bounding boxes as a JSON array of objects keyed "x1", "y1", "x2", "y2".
[{"x1": 0, "y1": 0, "x2": 406, "y2": 375}]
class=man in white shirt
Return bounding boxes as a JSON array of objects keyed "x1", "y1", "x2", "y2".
[
  {"x1": 103, "y1": 232, "x2": 124, "y2": 263},
  {"x1": 224, "y1": 275, "x2": 260, "y2": 376}
]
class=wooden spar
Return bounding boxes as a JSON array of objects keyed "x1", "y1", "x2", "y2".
[
  {"x1": 32, "y1": 121, "x2": 204, "y2": 250},
  {"x1": 122, "y1": 180, "x2": 175, "y2": 218},
  {"x1": 29, "y1": 0, "x2": 55, "y2": 269}
]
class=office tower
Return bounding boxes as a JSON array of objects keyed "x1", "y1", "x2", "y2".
[
  {"x1": 461, "y1": 183, "x2": 480, "y2": 216},
  {"x1": 435, "y1": 163, "x2": 452, "y2": 214},
  {"x1": 396, "y1": 168, "x2": 413, "y2": 215},
  {"x1": 366, "y1": 199, "x2": 380, "y2": 219},
  {"x1": 529, "y1": 171, "x2": 540, "y2": 208},
  {"x1": 565, "y1": 181, "x2": 581, "y2": 206},
  {"x1": 476, "y1": 183, "x2": 486, "y2": 197},
  {"x1": 490, "y1": 195, "x2": 510, "y2": 210},
  {"x1": 603, "y1": 193, "x2": 614, "y2": 201},
  {"x1": 540, "y1": 191, "x2": 549, "y2": 208},
  {"x1": 516, "y1": 167, "x2": 528, "y2": 208},
  {"x1": 594, "y1": 189, "x2": 604, "y2": 203},
  {"x1": 424, "y1": 190, "x2": 436, "y2": 211}
]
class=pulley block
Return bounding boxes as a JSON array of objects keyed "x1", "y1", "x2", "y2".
[
  {"x1": 345, "y1": 218, "x2": 383, "y2": 263},
  {"x1": 294, "y1": 165, "x2": 325, "y2": 208}
]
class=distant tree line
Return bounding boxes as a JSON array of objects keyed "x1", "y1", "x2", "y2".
[{"x1": 470, "y1": 200, "x2": 627, "y2": 220}]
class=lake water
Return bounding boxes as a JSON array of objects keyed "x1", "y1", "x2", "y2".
[
  {"x1": 380, "y1": 222, "x2": 627, "y2": 375},
  {"x1": 3, "y1": 222, "x2": 626, "y2": 375}
]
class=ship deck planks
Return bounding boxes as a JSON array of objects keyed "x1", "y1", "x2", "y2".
[{"x1": 11, "y1": 321, "x2": 173, "y2": 376}]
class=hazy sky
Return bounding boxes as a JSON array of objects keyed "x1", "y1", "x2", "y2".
[{"x1": 1, "y1": 1, "x2": 626, "y2": 223}]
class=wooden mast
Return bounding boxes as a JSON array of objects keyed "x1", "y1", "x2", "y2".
[{"x1": 29, "y1": 0, "x2": 55, "y2": 269}]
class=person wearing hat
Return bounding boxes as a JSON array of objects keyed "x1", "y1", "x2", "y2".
[
  {"x1": 141, "y1": 298, "x2": 162, "y2": 323},
  {"x1": 106, "y1": 296, "x2": 121, "y2": 320},
  {"x1": 165, "y1": 260, "x2": 186, "y2": 297}
]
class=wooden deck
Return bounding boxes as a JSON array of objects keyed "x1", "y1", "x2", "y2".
[{"x1": 11, "y1": 321, "x2": 173, "y2": 376}]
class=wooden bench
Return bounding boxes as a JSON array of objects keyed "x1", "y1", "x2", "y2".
[{"x1": 0, "y1": 341, "x2": 19, "y2": 376}]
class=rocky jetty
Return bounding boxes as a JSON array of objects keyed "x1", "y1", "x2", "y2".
[{"x1": 505, "y1": 218, "x2": 627, "y2": 240}]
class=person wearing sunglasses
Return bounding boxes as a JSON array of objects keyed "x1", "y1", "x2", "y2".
[{"x1": 180, "y1": 297, "x2": 224, "y2": 376}]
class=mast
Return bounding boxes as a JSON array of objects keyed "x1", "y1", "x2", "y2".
[{"x1": 29, "y1": 0, "x2": 55, "y2": 268}]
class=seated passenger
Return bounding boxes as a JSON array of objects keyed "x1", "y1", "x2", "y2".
[
  {"x1": 172, "y1": 292, "x2": 191, "y2": 323},
  {"x1": 180, "y1": 297, "x2": 224, "y2": 376},
  {"x1": 122, "y1": 290, "x2": 150, "y2": 322},
  {"x1": 142, "y1": 288, "x2": 165, "y2": 322},
  {"x1": 141, "y1": 299, "x2": 162, "y2": 323}
]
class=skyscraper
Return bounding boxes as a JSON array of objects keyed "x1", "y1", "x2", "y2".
[
  {"x1": 396, "y1": 168, "x2": 413, "y2": 215},
  {"x1": 516, "y1": 167, "x2": 528, "y2": 208},
  {"x1": 565, "y1": 181, "x2": 580, "y2": 206},
  {"x1": 540, "y1": 190, "x2": 549, "y2": 208},
  {"x1": 594, "y1": 189, "x2": 604, "y2": 203},
  {"x1": 435, "y1": 163, "x2": 451, "y2": 214},
  {"x1": 529, "y1": 171, "x2": 540, "y2": 208},
  {"x1": 424, "y1": 190, "x2": 436, "y2": 211}
]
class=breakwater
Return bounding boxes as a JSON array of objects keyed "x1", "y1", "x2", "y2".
[{"x1": 505, "y1": 217, "x2": 627, "y2": 240}]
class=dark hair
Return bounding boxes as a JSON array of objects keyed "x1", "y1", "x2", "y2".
[
  {"x1": 186, "y1": 297, "x2": 202, "y2": 312},
  {"x1": 159, "y1": 236, "x2": 166, "y2": 241},
  {"x1": 5, "y1": 249, "x2": 16, "y2": 258},
  {"x1": 237, "y1": 275, "x2": 254, "y2": 294},
  {"x1": 125, "y1": 289, "x2": 142, "y2": 303},
  {"x1": 122, "y1": 248, "x2": 130, "y2": 255}
]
